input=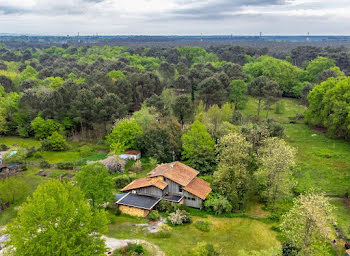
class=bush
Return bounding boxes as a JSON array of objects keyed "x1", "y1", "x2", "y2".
[
  {"x1": 39, "y1": 160, "x2": 50, "y2": 169},
  {"x1": 204, "y1": 194, "x2": 232, "y2": 215},
  {"x1": 41, "y1": 132, "x2": 67, "y2": 151},
  {"x1": 56, "y1": 161, "x2": 75, "y2": 170},
  {"x1": 79, "y1": 145, "x2": 92, "y2": 157},
  {"x1": 0, "y1": 144, "x2": 9, "y2": 151},
  {"x1": 2, "y1": 147, "x2": 27, "y2": 164},
  {"x1": 188, "y1": 242, "x2": 219, "y2": 256},
  {"x1": 114, "y1": 174, "x2": 136, "y2": 188},
  {"x1": 126, "y1": 243, "x2": 144, "y2": 254},
  {"x1": 129, "y1": 160, "x2": 142, "y2": 172},
  {"x1": 30, "y1": 151, "x2": 42, "y2": 159},
  {"x1": 194, "y1": 220, "x2": 210, "y2": 232},
  {"x1": 148, "y1": 210, "x2": 160, "y2": 221},
  {"x1": 168, "y1": 209, "x2": 191, "y2": 225},
  {"x1": 157, "y1": 200, "x2": 172, "y2": 212},
  {"x1": 115, "y1": 206, "x2": 121, "y2": 216}
]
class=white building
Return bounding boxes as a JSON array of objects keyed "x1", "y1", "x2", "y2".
[{"x1": 118, "y1": 149, "x2": 141, "y2": 160}]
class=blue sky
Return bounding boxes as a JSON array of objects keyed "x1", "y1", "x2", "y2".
[{"x1": 0, "y1": 0, "x2": 349, "y2": 35}]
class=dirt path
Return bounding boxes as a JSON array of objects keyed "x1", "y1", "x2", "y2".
[{"x1": 103, "y1": 236, "x2": 165, "y2": 256}]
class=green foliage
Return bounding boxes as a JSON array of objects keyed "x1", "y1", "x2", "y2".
[
  {"x1": 108, "y1": 70, "x2": 125, "y2": 80},
  {"x1": 274, "y1": 101, "x2": 285, "y2": 114},
  {"x1": 172, "y1": 95, "x2": 193, "y2": 126},
  {"x1": 168, "y1": 209, "x2": 191, "y2": 225},
  {"x1": 188, "y1": 242, "x2": 219, "y2": 256},
  {"x1": 56, "y1": 161, "x2": 75, "y2": 169},
  {"x1": 148, "y1": 210, "x2": 160, "y2": 221},
  {"x1": 178, "y1": 47, "x2": 218, "y2": 65},
  {"x1": 76, "y1": 163, "x2": 114, "y2": 208},
  {"x1": 107, "y1": 118, "x2": 143, "y2": 151},
  {"x1": 305, "y1": 56, "x2": 335, "y2": 82},
  {"x1": 0, "y1": 176, "x2": 30, "y2": 204},
  {"x1": 2, "y1": 147, "x2": 27, "y2": 164},
  {"x1": 4, "y1": 180, "x2": 108, "y2": 256},
  {"x1": 255, "y1": 138, "x2": 296, "y2": 211},
  {"x1": 114, "y1": 173, "x2": 136, "y2": 188},
  {"x1": 248, "y1": 76, "x2": 282, "y2": 118},
  {"x1": 204, "y1": 194, "x2": 232, "y2": 215},
  {"x1": 31, "y1": 116, "x2": 62, "y2": 140},
  {"x1": 214, "y1": 133, "x2": 252, "y2": 210},
  {"x1": 244, "y1": 55, "x2": 304, "y2": 96},
  {"x1": 0, "y1": 143, "x2": 9, "y2": 151},
  {"x1": 79, "y1": 145, "x2": 92, "y2": 157},
  {"x1": 41, "y1": 131, "x2": 67, "y2": 151},
  {"x1": 230, "y1": 79, "x2": 248, "y2": 109},
  {"x1": 181, "y1": 120, "x2": 216, "y2": 174},
  {"x1": 194, "y1": 220, "x2": 211, "y2": 232},
  {"x1": 157, "y1": 200, "x2": 173, "y2": 212},
  {"x1": 280, "y1": 191, "x2": 335, "y2": 256},
  {"x1": 44, "y1": 76, "x2": 64, "y2": 89},
  {"x1": 39, "y1": 159, "x2": 50, "y2": 168},
  {"x1": 138, "y1": 118, "x2": 182, "y2": 163},
  {"x1": 306, "y1": 77, "x2": 350, "y2": 139}
]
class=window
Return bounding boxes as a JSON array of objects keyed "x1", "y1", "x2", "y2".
[
  {"x1": 179, "y1": 185, "x2": 183, "y2": 193},
  {"x1": 191, "y1": 198, "x2": 195, "y2": 201}
]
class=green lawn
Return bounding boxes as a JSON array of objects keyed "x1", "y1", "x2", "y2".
[
  {"x1": 107, "y1": 215, "x2": 280, "y2": 256},
  {"x1": 242, "y1": 97, "x2": 350, "y2": 196},
  {"x1": 285, "y1": 124, "x2": 350, "y2": 196},
  {"x1": 242, "y1": 97, "x2": 307, "y2": 123},
  {"x1": 0, "y1": 136, "x2": 41, "y2": 148}
]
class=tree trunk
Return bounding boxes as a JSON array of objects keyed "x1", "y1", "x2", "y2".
[{"x1": 257, "y1": 99, "x2": 262, "y2": 119}]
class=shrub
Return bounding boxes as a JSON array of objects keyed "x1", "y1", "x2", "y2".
[
  {"x1": 129, "y1": 160, "x2": 142, "y2": 172},
  {"x1": 0, "y1": 144, "x2": 9, "y2": 151},
  {"x1": 79, "y1": 145, "x2": 92, "y2": 157},
  {"x1": 41, "y1": 132, "x2": 67, "y2": 151},
  {"x1": 56, "y1": 161, "x2": 75, "y2": 170},
  {"x1": 2, "y1": 147, "x2": 27, "y2": 164},
  {"x1": 39, "y1": 160, "x2": 50, "y2": 169},
  {"x1": 168, "y1": 209, "x2": 191, "y2": 225},
  {"x1": 30, "y1": 151, "x2": 42, "y2": 159},
  {"x1": 194, "y1": 220, "x2": 210, "y2": 232},
  {"x1": 114, "y1": 174, "x2": 136, "y2": 188},
  {"x1": 204, "y1": 194, "x2": 232, "y2": 215},
  {"x1": 115, "y1": 206, "x2": 121, "y2": 216},
  {"x1": 188, "y1": 242, "x2": 219, "y2": 256},
  {"x1": 126, "y1": 243, "x2": 144, "y2": 254},
  {"x1": 157, "y1": 200, "x2": 172, "y2": 212},
  {"x1": 148, "y1": 210, "x2": 160, "y2": 221}
]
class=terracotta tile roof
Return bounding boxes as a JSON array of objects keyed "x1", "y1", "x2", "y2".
[
  {"x1": 148, "y1": 161, "x2": 199, "y2": 186},
  {"x1": 121, "y1": 177, "x2": 168, "y2": 191},
  {"x1": 124, "y1": 149, "x2": 141, "y2": 155},
  {"x1": 184, "y1": 177, "x2": 212, "y2": 200}
]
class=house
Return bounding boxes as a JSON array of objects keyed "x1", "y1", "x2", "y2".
[
  {"x1": 118, "y1": 149, "x2": 141, "y2": 160},
  {"x1": 117, "y1": 161, "x2": 211, "y2": 217}
]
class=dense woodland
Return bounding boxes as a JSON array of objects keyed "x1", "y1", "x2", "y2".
[{"x1": 1, "y1": 41, "x2": 350, "y2": 256}]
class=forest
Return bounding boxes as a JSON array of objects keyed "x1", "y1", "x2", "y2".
[{"x1": 0, "y1": 41, "x2": 350, "y2": 256}]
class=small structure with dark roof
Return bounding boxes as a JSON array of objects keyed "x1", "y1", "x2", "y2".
[
  {"x1": 117, "y1": 192, "x2": 161, "y2": 217},
  {"x1": 117, "y1": 162, "x2": 211, "y2": 217}
]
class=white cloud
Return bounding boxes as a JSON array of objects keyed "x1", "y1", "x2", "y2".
[{"x1": 0, "y1": 0, "x2": 349, "y2": 35}]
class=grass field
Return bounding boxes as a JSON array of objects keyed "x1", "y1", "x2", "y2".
[
  {"x1": 0, "y1": 136, "x2": 41, "y2": 148},
  {"x1": 242, "y1": 97, "x2": 350, "y2": 197},
  {"x1": 107, "y1": 215, "x2": 280, "y2": 256}
]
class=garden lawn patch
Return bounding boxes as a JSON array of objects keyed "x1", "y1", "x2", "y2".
[
  {"x1": 285, "y1": 124, "x2": 350, "y2": 196},
  {"x1": 107, "y1": 215, "x2": 280, "y2": 256},
  {"x1": 0, "y1": 136, "x2": 41, "y2": 148}
]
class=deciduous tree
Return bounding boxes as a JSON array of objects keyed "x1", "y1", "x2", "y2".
[
  {"x1": 280, "y1": 191, "x2": 335, "y2": 255},
  {"x1": 4, "y1": 180, "x2": 108, "y2": 256}
]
